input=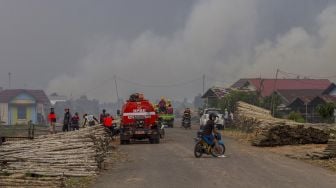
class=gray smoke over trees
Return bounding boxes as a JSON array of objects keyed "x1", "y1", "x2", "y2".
[
  {"x1": 0, "y1": 0, "x2": 334, "y2": 102},
  {"x1": 47, "y1": 0, "x2": 336, "y2": 102}
]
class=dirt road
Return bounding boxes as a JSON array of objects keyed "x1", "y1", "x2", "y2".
[{"x1": 94, "y1": 126, "x2": 336, "y2": 188}]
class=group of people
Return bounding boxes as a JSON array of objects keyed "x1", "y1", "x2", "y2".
[
  {"x1": 156, "y1": 97, "x2": 173, "y2": 114},
  {"x1": 47, "y1": 108, "x2": 117, "y2": 134}
]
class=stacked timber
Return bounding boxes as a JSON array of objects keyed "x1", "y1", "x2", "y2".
[
  {"x1": 320, "y1": 139, "x2": 336, "y2": 158},
  {"x1": 235, "y1": 101, "x2": 329, "y2": 147},
  {"x1": 0, "y1": 125, "x2": 112, "y2": 187},
  {"x1": 308, "y1": 139, "x2": 336, "y2": 159}
]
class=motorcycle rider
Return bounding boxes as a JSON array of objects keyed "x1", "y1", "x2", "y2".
[
  {"x1": 202, "y1": 113, "x2": 225, "y2": 157},
  {"x1": 182, "y1": 108, "x2": 191, "y2": 121}
]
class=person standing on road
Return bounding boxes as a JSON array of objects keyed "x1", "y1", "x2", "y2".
[
  {"x1": 82, "y1": 114, "x2": 99, "y2": 127},
  {"x1": 48, "y1": 108, "x2": 57, "y2": 134},
  {"x1": 100, "y1": 109, "x2": 107, "y2": 125},
  {"x1": 71, "y1": 112, "x2": 80, "y2": 131},
  {"x1": 104, "y1": 113, "x2": 117, "y2": 137},
  {"x1": 63, "y1": 108, "x2": 71, "y2": 132}
]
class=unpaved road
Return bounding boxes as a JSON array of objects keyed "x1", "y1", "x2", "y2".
[{"x1": 94, "y1": 126, "x2": 336, "y2": 188}]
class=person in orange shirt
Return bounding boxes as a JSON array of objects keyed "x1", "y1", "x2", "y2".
[
  {"x1": 48, "y1": 108, "x2": 57, "y2": 134},
  {"x1": 103, "y1": 113, "x2": 113, "y2": 128},
  {"x1": 104, "y1": 113, "x2": 119, "y2": 138}
]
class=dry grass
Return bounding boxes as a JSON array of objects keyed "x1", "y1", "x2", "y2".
[
  {"x1": 221, "y1": 129, "x2": 255, "y2": 143},
  {"x1": 64, "y1": 140, "x2": 128, "y2": 188},
  {"x1": 305, "y1": 159, "x2": 336, "y2": 172},
  {"x1": 64, "y1": 176, "x2": 95, "y2": 188},
  {"x1": 223, "y1": 128, "x2": 336, "y2": 172},
  {"x1": 264, "y1": 144, "x2": 327, "y2": 156}
]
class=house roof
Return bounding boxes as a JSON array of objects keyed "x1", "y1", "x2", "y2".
[
  {"x1": 202, "y1": 87, "x2": 229, "y2": 99},
  {"x1": 0, "y1": 89, "x2": 50, "y2": 104},
  {"x1": 231, "y1": 78, "x2": 331, "y2": 97},
  {"x1": 319, "y1": 95, "x2": 336, "y2": 103},
  {"x1": 230, "y1": 79, "x2": 249, "y2": 88},
  {"x1": 288, "y1": 95, "x2": 336, "y2": 107},
  {"x1": 276, "y1": 89, "x2": 325, "y2": 104},
  {"x1": 322, "y1": 83, "x2": 336, "y2": 95}
]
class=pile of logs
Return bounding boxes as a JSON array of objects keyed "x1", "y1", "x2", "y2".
[
  {"x1": 307, "y1": 139, "x2": 336, "y2": 159},
  {"x1": 0, "y1": 126, "x2": 112, "y2": 187},
  {"x1": 235, "y1": 101, "x2": 330, "y2": 147}
]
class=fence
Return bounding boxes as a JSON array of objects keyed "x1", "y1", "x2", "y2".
[{"x1": 0, "y1": 122, "x2": 54, "y2": 145}]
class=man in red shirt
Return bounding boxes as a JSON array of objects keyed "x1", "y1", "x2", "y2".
[
  {"x1": 104, "y1": 113, "x2": 119, "y2": 138},
  {"x1": 48, "y1": 108, "x2": 57, "y2": 134},
  {"x1": 103, "y1": 113, "x2": 113, "y2": 128}
]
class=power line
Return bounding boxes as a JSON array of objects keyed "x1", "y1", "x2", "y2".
[
  {"x1": 116, "y1": 75, "x2": 203, "y2": 88},
  {"x1": 79, "y1": 75, "x2": 203, "y2": 97},
  {"x1": 278, "y1": 69, "x2": 336, "y2": 79}
]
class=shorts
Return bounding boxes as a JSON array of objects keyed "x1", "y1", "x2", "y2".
[{"x1": 202, "y1": 134, "x2": 214, "y2": 145}]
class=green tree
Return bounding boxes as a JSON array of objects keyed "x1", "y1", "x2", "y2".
[
  {"x1": 317, "y1": 103, "x2": 335, "y2": 123},
  {"x1": 260, "y1": 93, "x2": 282, "y2": 116},
  {"x1": 219, "y1": 90, "x2": 259, "y2": 112}
]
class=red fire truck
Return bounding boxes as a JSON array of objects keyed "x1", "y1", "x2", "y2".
[{"x1": 120, "y1": 94, "x2": 161, "y2": 144}]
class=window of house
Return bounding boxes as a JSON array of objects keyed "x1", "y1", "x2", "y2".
[{"x1": 17, "y1": 106, "x2": 27, "y2": 119}]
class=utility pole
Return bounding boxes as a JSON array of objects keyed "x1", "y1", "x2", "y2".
[
  {"x1": 202, "y1": 74, "x2": 206, "y2": 95},
  {"x1": 8, "y1": 72, "x2": 11, "y2": 89},
  {"x1": 114, "y1": 75, "x2": 120, "y2": 108},
  {"x1": 271, "y1": 69, "x2": 279, "y2": 117}
]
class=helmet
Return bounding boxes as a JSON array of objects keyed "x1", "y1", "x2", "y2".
[{"x1": 209, "y1": 113, "x2": 218, "y2": 121}]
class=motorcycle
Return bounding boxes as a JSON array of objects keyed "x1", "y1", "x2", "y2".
[
  {"x1": 181, "y1": 115, "x2": 192, "y2": 129},
  {"x1": 194, "y1": 130, "x2": 225, "y2": 158}
]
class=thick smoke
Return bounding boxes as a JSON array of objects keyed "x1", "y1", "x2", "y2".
[
  {"x1": 47, "y1": 0, "x2": 336, "y2": 102},
  {"x1": 247, "y1": 5, "x2": 336, "y2": 79}
]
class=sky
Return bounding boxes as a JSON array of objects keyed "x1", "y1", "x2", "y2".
[{"x1": 0, "y1": 0, "x2": 335, "y2": 102}]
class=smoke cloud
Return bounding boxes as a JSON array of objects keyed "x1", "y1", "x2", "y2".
[{"x1": 47, "y1": 0, "x2": 336, "y2": 102}]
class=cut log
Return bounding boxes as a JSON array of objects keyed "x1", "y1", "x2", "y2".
[
  {"x1": 0, "y1": 125, "x2": 113, "y2": 187},
  {"x1": 234, "y1": 101, "x2": 331, "y2": 147}
]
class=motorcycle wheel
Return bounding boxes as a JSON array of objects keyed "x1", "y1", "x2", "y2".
[
  {"x1": 194, "y1": 142, "x2": 203, "y2": 158},
  {"x1": 211, "y1": 144, "x2": 225, "y2": 157}
]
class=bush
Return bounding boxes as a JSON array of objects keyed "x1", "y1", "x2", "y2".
[
  {"x1": 317, "y1": 103, "x2": 335, "y2": 123},
  {"x1": 288, "y1": 111, "x2": 305, "y2": 123}
]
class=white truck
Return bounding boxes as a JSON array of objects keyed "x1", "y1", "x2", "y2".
[{"x1": 199, "y1": 108, "x2": 225, "y2": 130}]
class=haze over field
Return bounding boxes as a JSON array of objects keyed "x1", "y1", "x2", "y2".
[{"x1": 0, "y1": 0, "x2": 335, "y2": 101}]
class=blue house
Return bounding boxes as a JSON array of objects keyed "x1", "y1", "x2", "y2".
[{"x1": 0, "y1": 89, "x2": 50, "y2": 125}]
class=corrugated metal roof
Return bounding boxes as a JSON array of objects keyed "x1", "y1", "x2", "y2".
[
  {"x1": 202, "y1": 87, "x2": 229, "y2": 98},
  {"x1": 232, "y1": 78, "x2": 331, "y2": 97},
  {"x1": 276, "y1": 89, "x2": 325, "y2": 104},
  {"x1": 0, "y1": 89, "x2": 50, "y2": 104}
]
